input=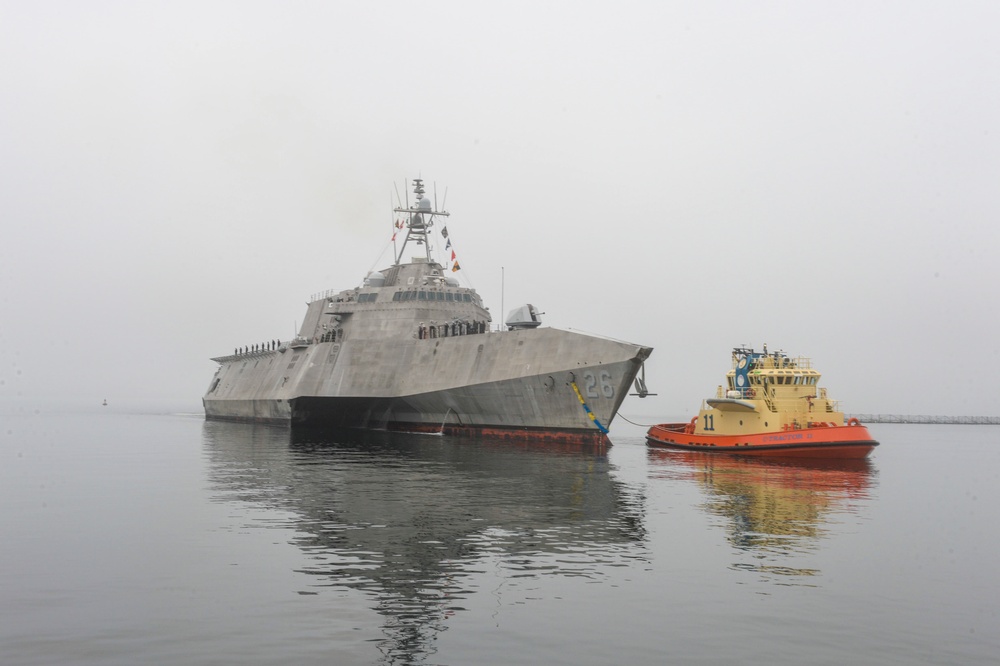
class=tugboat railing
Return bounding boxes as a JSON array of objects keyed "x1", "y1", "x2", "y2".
[{"x1": 715, "y1": 385, "x2": 841, "y2": 414}]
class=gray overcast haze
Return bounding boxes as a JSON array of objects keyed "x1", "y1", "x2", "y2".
[{"x1": 2, "y1": 1, "x2": 998, "y2": 420}]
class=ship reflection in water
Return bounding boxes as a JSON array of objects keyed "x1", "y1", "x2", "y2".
[
  {"x1": 202, "y1": 421, "x2": 646, "y2": 663},
  {"x1": 648, "y1": 449, "x2": 877, "y2": 585}
]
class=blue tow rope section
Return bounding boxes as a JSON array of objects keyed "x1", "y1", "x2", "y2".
[{"x1": 570, "y1": 381, "x2": 610, "y2": 434}]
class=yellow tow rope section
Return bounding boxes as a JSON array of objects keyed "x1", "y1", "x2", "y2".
[{"x1": 570, "y1": 381, "x2": 610, "y2": 434}]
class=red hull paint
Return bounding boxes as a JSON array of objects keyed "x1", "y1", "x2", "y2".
[
  {"x1": 646, "y1": 422, "x2": 877, "y2": 459},
  {"x1": 388, "y1": 421, "x2": 611, "y2": 450}
]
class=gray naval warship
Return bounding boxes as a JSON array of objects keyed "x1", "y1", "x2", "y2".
[{"x1": 203, "y1": 179, "x2": 653, "y2": 443}]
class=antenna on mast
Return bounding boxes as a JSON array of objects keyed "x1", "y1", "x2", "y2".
[
  {"x1": 390, "y1": 192, "x2": 398, "y2": 257},
  {"x1": 392, "y1": 178, "x2": 450, "y2": 266}
]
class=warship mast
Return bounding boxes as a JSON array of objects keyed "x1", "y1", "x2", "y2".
[{"x1": 393, "y1": 178, "x2": 449, "y2": 266}]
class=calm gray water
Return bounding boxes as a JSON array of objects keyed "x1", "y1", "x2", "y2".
[{"x1": 2, "y1": 409, "x2": 998, "y2": 665}]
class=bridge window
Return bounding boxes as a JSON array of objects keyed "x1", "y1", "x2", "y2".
[{"x1": 418, "y1": 291, "x2": 427, "y2": 301}]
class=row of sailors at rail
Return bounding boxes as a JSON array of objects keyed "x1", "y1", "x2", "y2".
[
  {"x1": 318, "y1": 329, "x2": 344, "y2": 343},
  {"x1": 235, "y1": 340, "x2": 281, "y2": 355},
  {"x1": 233, "y1": 322, "x2": 489, "y2": 353},
  {"x1": 317, "y1": 320, "x2": 486, "y2": 343},
  {"x1": 418, "y1": 320, "x2": 488, "y2": 340}
]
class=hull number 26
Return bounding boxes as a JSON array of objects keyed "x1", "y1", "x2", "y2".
[{"x1": 583, "y1": 371, "x2": 615, "y2": 399}]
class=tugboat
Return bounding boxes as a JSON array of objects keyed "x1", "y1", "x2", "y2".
[
  {"x1": 204, "y1": 179, "x2": 653, "y2": 444},
  {"x1": 646, "y1": 346, "x2": 878, "y2": 458}
]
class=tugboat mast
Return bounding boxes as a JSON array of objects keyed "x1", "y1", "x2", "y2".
[{"x1": 393, "y1": 178, "x2": 450, "y2": 266}]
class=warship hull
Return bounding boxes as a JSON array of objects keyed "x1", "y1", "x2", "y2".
[{"x1": 205, "y1": 327, "x2": 650, "y2": 442}]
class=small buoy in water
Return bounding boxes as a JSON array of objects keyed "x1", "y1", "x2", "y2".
[{"x1": 102, "y1": 399, "x2": 108, "y2": 407}]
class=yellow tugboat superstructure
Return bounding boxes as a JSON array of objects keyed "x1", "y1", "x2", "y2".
[{"x1": 647, "y1": 346, "x2": 878, "y2": 458}]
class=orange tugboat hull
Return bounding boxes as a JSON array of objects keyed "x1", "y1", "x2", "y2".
[{"x1": 646, "y1": 421, "x2": 878, "y2": 459}]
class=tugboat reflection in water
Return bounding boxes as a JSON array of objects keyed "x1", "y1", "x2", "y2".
[{"x1": 648, "y1": 449, "x2": 876, "y2": 583}]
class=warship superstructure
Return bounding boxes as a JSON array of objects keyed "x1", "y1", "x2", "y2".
[{"x1": 203, "y1": 179, "x2": 653, "y2": 442}]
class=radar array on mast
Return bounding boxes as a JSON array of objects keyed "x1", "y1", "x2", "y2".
[{"x1": 393, "y1": 178, "x2": 449, "y2": 266}]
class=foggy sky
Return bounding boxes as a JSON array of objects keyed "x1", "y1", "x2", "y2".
[{"x1": 2, "y1": 1, "x2": 998, "y2": 421}]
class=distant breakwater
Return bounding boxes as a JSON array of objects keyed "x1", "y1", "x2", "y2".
[{"x1": 850, "y1": 414, "x2": 1000, "y2": 425}]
